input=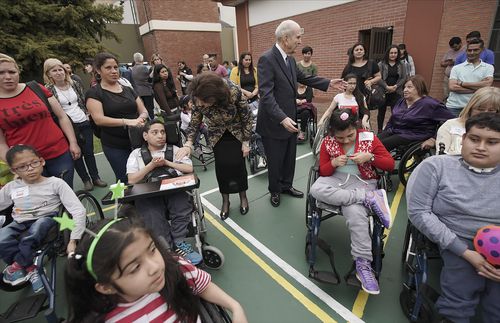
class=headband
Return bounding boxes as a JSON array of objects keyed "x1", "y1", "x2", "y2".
[{"x1": 86, "y1": 218, "x2": 123, "y2": 280}]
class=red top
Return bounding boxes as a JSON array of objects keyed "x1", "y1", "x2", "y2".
[
  {"x1": 319, "y1": 129, "x2": 394, "y2": 179},
  {"x1": 0, "y1": 83, "x2": 68, "y2": 160}
]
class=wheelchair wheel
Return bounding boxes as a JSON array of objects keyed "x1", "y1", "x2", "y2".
[
  {"x1": 399, "y1": 288, "x2": 435, "y2": 323},
  {"x1": 308, "y1": 117, "x2": 317, "y2": 148},
  {"x1": 401, "y1": 221, "x2": 416, "y2": 266},
  {"x1": 76, "y1": 191, "x2": 104, "y2": 226},
  {"x1": 398, "y1": 143, "x2": 432, "y2": 187},
  {"x1": 202, "y1": 245, "x2": 225, "y2": 270}
]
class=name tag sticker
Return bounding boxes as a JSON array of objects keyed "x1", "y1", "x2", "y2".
[
  {"x1": 12, "y1": 187, "x2": 29, "y2": 199},
  {"x1": 450, "y1": 127, "x2": 465, "y2": 136},
  {"x1": 359, "y1": 132, "x2": 374, "y2": 141}
]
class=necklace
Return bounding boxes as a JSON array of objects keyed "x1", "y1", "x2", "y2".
[{"x1": 57, "y1": 85, "x2": 74, "y2": 106}]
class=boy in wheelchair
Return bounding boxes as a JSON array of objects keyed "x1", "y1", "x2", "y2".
[
  {"x1": 407, "y1": 113, "x2": 500, "y2": 323},
  {"x1": 126, "y1": 119, "x2": 202, "y2": 265},
  {"x1": 0, "y1": 145, "x2": 85, "y2": 293},
  {"x1": 309, "y1": 109, "x2": 394, "y2": 294}
]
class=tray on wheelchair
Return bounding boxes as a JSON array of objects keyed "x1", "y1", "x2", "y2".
[{"x1": 102, "y1": 174, "x2": 200, "y2": 205}]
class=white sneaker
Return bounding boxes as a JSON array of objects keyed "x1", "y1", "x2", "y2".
[{"x1": 257, "y1": 157, "x2": 266, "y2": 168}]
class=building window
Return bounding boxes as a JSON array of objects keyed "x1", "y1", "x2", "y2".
[
  {"x1": 489, "y1": 4, "x2": 500, "y2": 79},
  {"x1": 359, "y1": 27, "x2": 393, "y2": 62}
]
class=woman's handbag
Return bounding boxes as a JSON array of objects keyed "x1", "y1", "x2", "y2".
[{"x1": 367, "y1": 84, "x2": 386, "y2": 110}]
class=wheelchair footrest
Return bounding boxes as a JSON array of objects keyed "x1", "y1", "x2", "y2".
[
  {"x1": 345, "y1": 270, "x2": 362, "y2": 289},
  {"x1": 1, "y1": 293, "x2": 47, "y2": 322},
  {"x1": 309, "y1": 268, "x2": 340, "y2": 285}
]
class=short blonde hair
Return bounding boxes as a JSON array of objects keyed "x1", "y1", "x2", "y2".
[
  {"x1": 459, "y1": 86, "x2": 500, "y2": 122},
  {"x1": 43, "y1": 58, "x2": 72, "y2": 85},
  {"x1": 0, "y1": 53, "x2": 20, "y2": 72}
]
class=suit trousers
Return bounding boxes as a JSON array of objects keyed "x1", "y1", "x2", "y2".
[{"x1": 262, "y1": 134, "x2": 297, "y2": 193}]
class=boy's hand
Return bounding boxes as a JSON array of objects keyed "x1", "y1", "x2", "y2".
[
  {"x1": 67, "y1": 239, "x2": 77, "y2": 255},
  {"x1": 462, "y1": 249, "x2": 500, "y2": 282},
  {"x1": 151, "y1": 157, "x2": 165, "y2": 168}
]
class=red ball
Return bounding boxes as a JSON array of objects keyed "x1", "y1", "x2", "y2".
[{"x1": 474, "y1": 225, "x2": 500, "y2": 267}]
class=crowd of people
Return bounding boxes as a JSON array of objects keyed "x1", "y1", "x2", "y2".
[{"x1": 0, "y1": 15, "x2": 498, "y2": 323}]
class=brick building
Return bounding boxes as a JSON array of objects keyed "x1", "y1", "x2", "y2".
[{"x1": 224, "y1": 0, "x2": 498, "y2": 101}]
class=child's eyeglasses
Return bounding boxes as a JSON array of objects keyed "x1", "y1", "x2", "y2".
[{"x1": 13, "y1": 160, "x2": 42, "y2": 172}]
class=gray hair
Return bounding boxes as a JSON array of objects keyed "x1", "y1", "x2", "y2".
[
  {"x1": 275, "y1": 20, "x2": 301, "y2": 41},
  {"x1": 133, "y1": 52, "x2": 144, "y2": 63}
]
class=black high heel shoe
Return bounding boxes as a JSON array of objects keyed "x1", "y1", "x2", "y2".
[
  {"x1": 220, "y1": 202, "x2": 230, "y2": 221},
  {"x1": 240, "y1": 203, "x2": 249, "y2": 215}
]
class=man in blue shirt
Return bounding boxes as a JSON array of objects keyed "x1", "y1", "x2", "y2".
[{"x1": 455, "y1": 31, "x2": 495, "y2": 66}]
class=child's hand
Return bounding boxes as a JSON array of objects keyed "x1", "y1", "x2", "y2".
[
  {"x1": 67, "y1": 240, "x2": 77, "y2": 255},
  {"x1": 332, "y1": 155, "x2": 348, "y2": 167},
  {"x1": 350, "y1": 152, "x2": 372, "y2": 164},
  {"x1": 463, "y1": 249, "x2": 500, "y2": 282},
  {"x1": 151, "y1": 157, "x2": 165, "y2": 168}
]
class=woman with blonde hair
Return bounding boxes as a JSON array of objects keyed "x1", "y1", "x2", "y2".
[
  {"x1": 43, "y1": 58, "x2": 107, "y2": 190},
  {"x1": 0, "y1": 53, "x2": 80, "y2": 187},
  {"x1": 436, "y1": 86, "x2": 500, "y2": 155}
]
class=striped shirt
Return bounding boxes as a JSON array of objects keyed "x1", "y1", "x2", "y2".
[{"x1": 105, "y1": 258, "x2": 211, "y2": 323}]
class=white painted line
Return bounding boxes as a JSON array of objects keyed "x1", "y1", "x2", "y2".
[
  {"x1": 200, "y1": 151, "x2": 313, "y2": 198},
  {"x1": 201, "y1": 196, "x2": 364, "y2": 323}
]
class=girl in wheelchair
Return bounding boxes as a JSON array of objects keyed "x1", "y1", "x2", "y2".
[
  {"x1": 65, "y1": 211, "x2": 247, "y2": 323},
  {"x1": 0, "y1": 145, "x2": 85, "y2": 293},
  {"x1": 309, "y1": 109, "x2": 394, "y2": 294}
]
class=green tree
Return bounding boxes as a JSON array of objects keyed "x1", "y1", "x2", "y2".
[{"x1": 0, "y1": 0, "x2": 123, "y2": 81}]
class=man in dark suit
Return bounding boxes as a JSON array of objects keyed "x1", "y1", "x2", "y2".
[{"x1": 257, "y1": 20, "x2": 346, "y2": 207}]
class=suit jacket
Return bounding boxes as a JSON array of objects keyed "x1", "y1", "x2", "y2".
[{"x1": 256, "y1": 45, "x2": 330, "y2": 139}]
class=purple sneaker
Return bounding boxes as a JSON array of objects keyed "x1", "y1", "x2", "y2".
[
  {"x1": 364, "y1": 189, "x2": 392, "y2": 229},
  {"x1": 355, "y1": 258, "x2": 380, "y2": 295}
]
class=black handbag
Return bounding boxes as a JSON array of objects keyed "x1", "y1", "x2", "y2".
[{"x1": 367, "y1": 84, "x2": 386, "y2": 110}]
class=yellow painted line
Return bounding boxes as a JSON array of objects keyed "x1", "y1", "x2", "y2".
[
  {"x1": 205, "y1": 211, "x2": 337, "y2": 323},
  {"x1": 351, "y1": 183, "x2": 405, "y2": 318}
]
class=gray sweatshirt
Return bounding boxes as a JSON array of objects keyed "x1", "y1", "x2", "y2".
[
  {"x1": 407, "y1": 155, "x2": 500, "y2": 257},
  {"x1": 0, "y1": 177, "x2": 85, "y2": 240}
]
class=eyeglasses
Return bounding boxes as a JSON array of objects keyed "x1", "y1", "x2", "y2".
[{"x1": 12, "y1": 159, "x2": 42, "y2": 172}]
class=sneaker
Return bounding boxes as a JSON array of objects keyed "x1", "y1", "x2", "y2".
[
  {"x1": 355, "y1": 258, "x2": 380, "y2": 295},
  {"x1": 257, "y1": 156, "x2": 266, "y2": 169},
  {"x1": 26, "y1": 266, "x2": 44, "y2": 293},
  {"x1": 2, "y1": 263, "x2": 28, "y2": 286},
  {"x1": 175, "y1": 241, "x2": 203, "y2": 265},
  {"x1": 364, "y1": 189, "x2": 392, "y2": 229}
]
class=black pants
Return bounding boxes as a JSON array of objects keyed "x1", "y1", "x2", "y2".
[
  {"x1": 377, "y1": 131, "x2": 414, "y2": 151},
  {"x1": 141, "y1": 95, "x2": 155, "y2": 119},
  {"x1": 262, "y1": 135, "x2": 296, "y2": 193}
]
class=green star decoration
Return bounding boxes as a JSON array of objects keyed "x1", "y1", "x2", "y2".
[
  {"x1": 53, "y1": 212, "x2": 75, "y2": 232},
  {"x1": 110, "y1": 180, "x2": 126, "y2": 200}
]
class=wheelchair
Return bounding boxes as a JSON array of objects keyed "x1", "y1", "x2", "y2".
[
  {"x1": 304, "y1": 163, "x2": 388, "y2": 288},
  {"x1": 247, "y1": 131, "x2": 266, "y2": 174},
  {"x1": 296, "y1": 103, "x2": 318, "y2": 148},
  {"x1": 103, "y1": 115, "x2": 225, "y2": 270},
  {"x1": 179, "y1": 122, "x2": 214, "y2": 171},
  {"x1": 0, "y1": 190, "x2": 104, "y2": 323}
]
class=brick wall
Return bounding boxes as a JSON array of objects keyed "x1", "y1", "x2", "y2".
[
  {"x1": 249, "y1": 0, "x2": 409, "y2": 99},
  {"x1": 428, "y1": 0, "x2": 497, "y2": 101}
]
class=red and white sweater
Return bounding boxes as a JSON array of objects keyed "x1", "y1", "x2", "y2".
[{"x1": 319, "y1": 129, "x2": 394, "y2": 179}]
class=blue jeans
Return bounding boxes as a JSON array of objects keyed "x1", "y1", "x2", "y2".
[
  {"x1": 0, "y1": 215, "x2": 57, "y2": 267},
  {"x1": 43, "y1": 151, "x2": 74, "y2": 188},
  {"x1": 102, "y1": 144, "x2": 131, "y2": 183},
  {"x1": 74, "y1": 121, "x2": 100, "y2": 182}
]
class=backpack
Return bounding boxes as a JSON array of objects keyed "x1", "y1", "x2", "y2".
[{"x1": 139, "y1": 144, "x2": 178, "y2": 182}]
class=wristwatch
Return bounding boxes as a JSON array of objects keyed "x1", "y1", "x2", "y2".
[{"x1": 369, "y1": 153, "x2": 375, "y2": 162}]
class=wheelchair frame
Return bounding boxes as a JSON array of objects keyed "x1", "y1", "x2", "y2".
[
  {"x1": 305, "y1": 164, "x2": 387, "y2": 287},
  {"x1": 0, "y1": 191, "x2": 104, "y2": 323},
  {"x1": 247, "y1": 132, "x2": 266, "y2": 175},
  {"x1": 296, "y1": 105, "x2": 318, "y2": 148}
]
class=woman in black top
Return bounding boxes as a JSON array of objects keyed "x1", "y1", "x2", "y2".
[
  {"x1": 377, "y1": 45, "x2": 407, "y2": 132},
  {"x1": 177, "y1": 61, "x2": 193, "y2": 95},
  {"x1": 86, "y1": 53, "x2": 149, "y2": 183},
  {"x1": 153, "y1": 64, "x2": 179, "y2": 115},
  {"x1": 341, "y1": 43, "x2": 381, "y2": 101}
]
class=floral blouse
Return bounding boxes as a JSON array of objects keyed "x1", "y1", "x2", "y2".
[{"x1": 186, "y1": 79, "x2": 253, "y2": 147}]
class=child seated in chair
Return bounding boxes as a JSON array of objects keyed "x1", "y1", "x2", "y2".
[
  {"x1": 126, "y1": 119, "x2": 202, "y2": 265},
  {"x1": 309, "y1": 109, "x2": 394, "y2": 295},
  {"x1": 179, "y1": 95, "x2": 209, "y2": 157},
  {"x1": 0, "y1": 145, "x2": 85, "y2": 293},
  {"x1": 407, "y1": 113, "x2": 500, "y2": 323}
]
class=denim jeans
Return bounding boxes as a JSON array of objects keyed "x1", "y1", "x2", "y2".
[
  {"x1": 74, "y1": 121, "x2": 100, "y2": 182},
  {"x1": 0, "y1": 215, "x2": 57, "y2": 267},
  {"x1": 102, "y1": 144, "x2": 131, "y2": 183},
  {"x1": 43, "y1": 151, "x2": 74, "y2": 188}
]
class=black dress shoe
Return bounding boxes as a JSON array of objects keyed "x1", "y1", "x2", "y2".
[
  {"x1": 282, "y1": 187, "x2": 304, "y2": 198},
  {"x1": 270, "y1": 193, "x2": 280, "y2": 207},
  {"x1": 220, "y1": 202, "x2": 230, "y2": 220}
]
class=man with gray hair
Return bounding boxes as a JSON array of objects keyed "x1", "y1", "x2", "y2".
[
  {"x1": 257, "y1": 19, "x2": 346, "y2": 207},
  {"x1": 131, "y1": 52, "x2": 154, "y2": 118}
]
